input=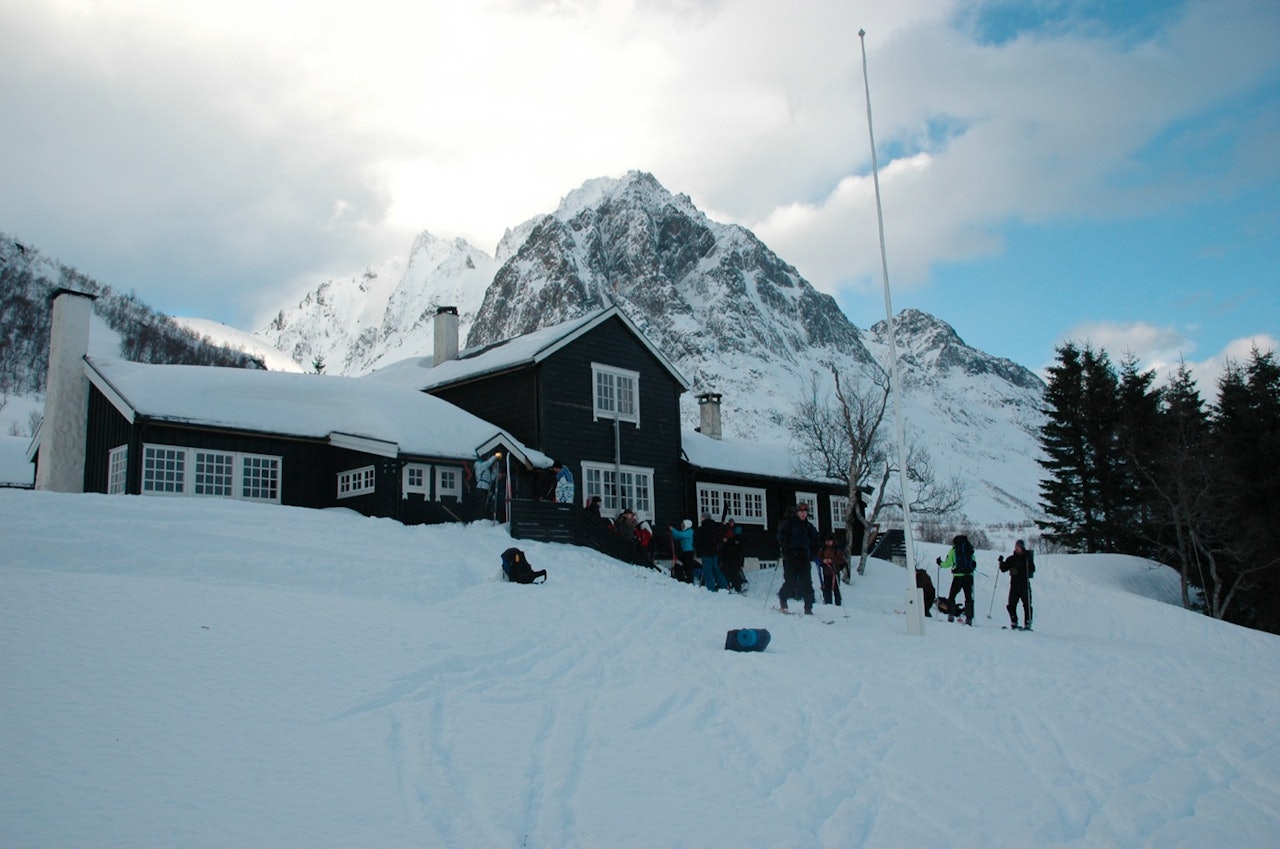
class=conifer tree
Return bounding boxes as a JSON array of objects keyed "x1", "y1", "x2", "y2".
[{"x1": 1210, "y1": 349, "x2": 1280, "y2": 630}]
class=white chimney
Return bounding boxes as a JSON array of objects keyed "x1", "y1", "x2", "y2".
[
  {"x1": 433, "y1": 306, "x2": 459, "y2": 366},
  {"x1": 36, "y1": 289, "x2": 96, "y2": 492},
  {"x1": 697, "y1": 392, "x2": 723, "y2": 441}
]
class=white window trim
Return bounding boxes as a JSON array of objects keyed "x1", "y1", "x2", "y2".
[
  {"x1": 591, "y1": 363, "x2": 640, "y2": 426},
  {"x1": 830, "y1": 495, "x2": 850, "y2": 530},
  {"x1": 192, "y1": 449, "x2": 237, "y2": 498},
  {"x1": 581, "y1": 460, "x2": 654, "y2": 522},
  {"x1": 107, "y1": 444, "x2": 128, "y2": 495},
  {"x1": 695, "y1": 482, "x2": 767, "y2": 526},
  {"x1": 435, "y1": 465, "x2": 462, "y2": 501},
  {"x1": 337, "y1": 465, "x2": 377, "y2": 499},
  {"x1": 140, "y1": 443, "x2": 282, "y2": 504},
  {"x1": 403, "y1": 463, "x2": 430, "y2": 498}
]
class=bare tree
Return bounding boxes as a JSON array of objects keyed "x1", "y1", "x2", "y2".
[{"x1": 789, "y1": 363, "x2": 964, "y2": 574}]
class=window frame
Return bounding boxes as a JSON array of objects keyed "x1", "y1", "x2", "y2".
[
  {"x1": 581, "y1": 460, "x2": 654, "y2": 522},
  {"x1": 107, "y1": 444, "x2": 128, "y2": 495},
  {"x1": 435, "y1": 465, "x2": 462, "y2": 500},
  {"x1": 695, "y1": 482, "x2": 767, "y2": 526},
  {"x1": 337, "y1": 465, "x2": 377, "y2": 499},
  {"x1": 591, "y1": 363, "x2": 640, "y2": 426},
  {"x1": 403, "y1": 463, "x2": 430, "y2": 498},
  {"x1": 140, "y1": 443, "x2": 282, "y2": 504},
  {"x1": 830, "y1": 495, "x2": 850, "y2": 530}
]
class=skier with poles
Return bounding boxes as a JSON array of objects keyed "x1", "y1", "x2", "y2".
[{"x1": 998, "y1": 539, "x2": 1035, "y2": 630}]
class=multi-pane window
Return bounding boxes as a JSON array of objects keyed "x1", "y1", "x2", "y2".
[
  {"x1": 337, "y1": 465, "x2": 376, "y2": 498},
  {"x1": 830, "y1": 495, "x2": 851, "y2": 530},
  {"x1": 592, "y1": 364, "x2": 639, "y2": 425},
  {"x1": 696, "y1": 483, "x2": 767, "y2": 525},
  {"x1": 436, "y1": 466, "x2": 461, "y2": 500},
  {"x1": 582, "y1": 461, "x2": 654, "y2": 521},
  {"x1": 401, "y1": 463, "x2": 462, "y2": 500},
  {"x1": 107, "y1": 445, "x2": 128, "y2": 495},
  {"x1": 194, "y1": 451, "x2": 235, "y2": 497},
  {"x1": 140, "y1": 444, "x2": 281, "y2": 503},
  {"x1": 142, "y1": 446, "x2": 186, "y2": 494},
  {"x1": 403, "y1": 464, "x2": 429, "y2": 497},
  {"x1": 241, "y1": 455, "x2": 280, "y2": 501}
]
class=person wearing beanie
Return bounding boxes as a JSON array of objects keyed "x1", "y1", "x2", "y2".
[{"x1": 998, "y1": 539, "x2": 1035, "y2": 630}]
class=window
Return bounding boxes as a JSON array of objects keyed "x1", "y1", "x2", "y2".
[
  {"x1": 696, "y1": 483, "x2": 767, "y2": 525},
  {"x1": 436, "y1": 466, "x2": 462, "y2": 500},
  {"x1": 830, "y1": 495, "x2": 850, "y2": 530},
  {"x1": 107, "y1": 445, "x2": 128, "y2": 495},
  {"x1": 582, "y1": 461, "x2": 654, "y2": 521},
  {"x1": 194, "y1": 451, "x2": 235, "y2": 497},
  {"x1": 241, "y1": 455, "x2": 280, "y2": 502},
  {"x1": 592, "y1": 363, "x2": 639, "y2": 425},
  {"x1": 142, "y1": 445, "x2": 186, "y2": 494},
  {"x1": 403, "y1": 464, "x2": 429, "y2": 497},
  {"x1": 140, "y1": 444, "x2": 281, "y2": 503},
  {"x1": 337, "y1": 465, "x2": 376, "y2": 498}
]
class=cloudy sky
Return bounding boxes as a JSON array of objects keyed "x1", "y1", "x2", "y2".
[{"x1": 2, "y1": 0, "x2": 1276, "y2": 381}]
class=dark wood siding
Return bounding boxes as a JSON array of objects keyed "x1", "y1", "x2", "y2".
[
  {"x1": 533, "y1": 318, "x2": 685, "y2": 531},
  {"x1": 431, "y1": 369, "x2": 540, "y2": 446},
  {"x1": 84, "y1": 385, "x2": 134, "y2": 493},
  {"x1": 429, "y1": 316, "x2": 688, "y2": 532}
]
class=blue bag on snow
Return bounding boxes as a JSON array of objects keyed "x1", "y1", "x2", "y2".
[{"x1": 724, "y1": 628, "x2": 771, "y2": 652}]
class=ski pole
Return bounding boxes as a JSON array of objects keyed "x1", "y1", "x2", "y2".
[
  {"x1": 987, "y1": 567, "x2": 1001, "y2": 618},
  {"x1": 763, "y1": 555, "x2": 780, "y2": 610}
]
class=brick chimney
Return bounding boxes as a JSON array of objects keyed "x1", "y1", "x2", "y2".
[
  {"x1": 36, "y1": 289, "x2": 96, "y2": 492},
  {"x1": 697, "y1": 392, "x2": 723, "y2": 440},
  {"x1": 433, "y1": 306, "x2": 459, "y2": 366}
]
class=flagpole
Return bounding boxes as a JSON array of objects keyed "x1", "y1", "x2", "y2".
[{"x1": 858, "y1": 28, "x2": 926, "y2": 636}]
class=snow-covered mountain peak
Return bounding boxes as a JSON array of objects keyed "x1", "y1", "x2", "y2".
[{"x1": 257, "y1": 230, "x2": 495, "y2": 375}]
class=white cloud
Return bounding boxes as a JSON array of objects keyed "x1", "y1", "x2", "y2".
[{"x1": 2, "y1": 0, "x2": 1276, "y2": 339}]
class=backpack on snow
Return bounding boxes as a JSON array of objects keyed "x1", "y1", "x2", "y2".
[{"x1": 501, "y1": 547, "x2": 546, "y2": 584}]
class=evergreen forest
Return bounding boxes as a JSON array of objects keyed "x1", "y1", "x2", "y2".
[{"x1": 1038, "y1": 342, "x2": 1280, "y2": 634}]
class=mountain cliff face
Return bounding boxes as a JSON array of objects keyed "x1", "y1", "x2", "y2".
[{"x1": 469, "y1": 172, "x2": 871, "y2": 367}]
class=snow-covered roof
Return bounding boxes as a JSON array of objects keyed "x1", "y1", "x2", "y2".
[
  {"x1": 681, "y1": 429, "x2": 840, "y2": 485},
  {"x1": 368, "y1": 306, "x2": 692, "y2": 392},
  {"x1": 83, "y1": 357, "x2": 550, "y2": 467}
]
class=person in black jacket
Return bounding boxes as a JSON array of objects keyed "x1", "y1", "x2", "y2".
[
  {"x1": 776, "y1": 503, "x2": 820, "y2": 614},
  {"x1": 720, "y1": 519, "x2": 748, "y2": 593},
  {"x1": 999, "y1": 539, "x2": 1034, "y2": 629},
  {"x1": 696, "y1": 513, "x2": 728, "y2": 591}
]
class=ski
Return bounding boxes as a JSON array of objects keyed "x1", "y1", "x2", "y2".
[{"x1": 772, "y1": 606, "x2": 834, "y2": 624}]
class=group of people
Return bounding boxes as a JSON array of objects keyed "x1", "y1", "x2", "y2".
[
  {"x1": 668, "y1": 513, "x2": 749, "y2": 592},
  {"x1": 936, "y1": 534, "x2": 1034, "y2": 628}
]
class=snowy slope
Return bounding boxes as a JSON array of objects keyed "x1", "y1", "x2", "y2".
[{"x1": 4, "y1": 490, "x2": 1278, "y2": 849}]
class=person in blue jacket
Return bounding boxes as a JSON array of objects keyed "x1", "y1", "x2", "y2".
[
  {"x1": 776, "y1": 503, "x2": 820, "y2": 614},
  {"x1": 669, "y1": 519, "x2": 699, "y2": 584}
]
